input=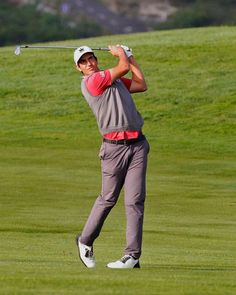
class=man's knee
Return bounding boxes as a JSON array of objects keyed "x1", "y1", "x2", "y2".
[{"x1": 97, "y1": 194, "x2": 118, "y2": 208}]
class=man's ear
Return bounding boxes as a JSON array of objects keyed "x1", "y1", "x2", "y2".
[{"x1": 75, "y1": 64, "x2": 82, "y2": 72}]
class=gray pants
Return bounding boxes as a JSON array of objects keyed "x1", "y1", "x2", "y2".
[{"x1": 80, "y1": 138, "x2": 149, "y2": 259}]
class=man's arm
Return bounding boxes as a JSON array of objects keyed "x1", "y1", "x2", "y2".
[
  {"x1": 128, "y1": 56, "x2": 147, "y2": 93},
  {"x1": 108, "y1": 45, "x2": 130, "y2": 83}
]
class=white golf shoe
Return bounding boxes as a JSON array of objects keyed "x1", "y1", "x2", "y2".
[
  {"x1": 107, "y1": 255, "x2": 140, "y2": 269},
  {"x1": 75, "y1": 235, "x2": 95, "y2": 268}
]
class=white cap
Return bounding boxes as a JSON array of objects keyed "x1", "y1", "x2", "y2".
[{"x1": 74, "y1": 46, "x2": 94, "y2": 64}]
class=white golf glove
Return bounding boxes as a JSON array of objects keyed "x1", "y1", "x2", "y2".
[{"x1": 121, "y1": 45, "x2": 133, "y2": 58}]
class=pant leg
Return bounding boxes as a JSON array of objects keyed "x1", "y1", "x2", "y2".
[
  {"x1": 124, "y1": 139, "x2": 149, "y2": 259},
  {"x1": 80, "y1": 142, "x2": 129, "y2": 246}
]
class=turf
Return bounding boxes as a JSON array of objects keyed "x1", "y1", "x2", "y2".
[{"x1": 0, "y1": 26, "x2": 236, "y2": 294}]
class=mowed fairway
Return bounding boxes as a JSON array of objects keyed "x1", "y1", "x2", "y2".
[{"x1": 0, "y1": 26, "x2": 236, "y2": 294}]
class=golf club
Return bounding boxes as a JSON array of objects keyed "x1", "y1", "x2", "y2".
[{"x1": 14, "y1": 45, "x2": 110, "y2": 55}]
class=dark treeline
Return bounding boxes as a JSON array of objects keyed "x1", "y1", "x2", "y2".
[{"x1": 0, "y1": 1, "x2": 105, "y2": 46}]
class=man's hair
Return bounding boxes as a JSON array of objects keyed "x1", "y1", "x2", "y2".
[{"x1": 77, "y1": 53, "x2": 97, "y2": 66}]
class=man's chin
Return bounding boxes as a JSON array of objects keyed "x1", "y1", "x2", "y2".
[{"x1": 83, "y1": 68, "x2": 99, "y2": 75}]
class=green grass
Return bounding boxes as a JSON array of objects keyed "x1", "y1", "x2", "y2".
[{"x1": 0, "y1": 26, "x2": 236, "y2": 294}]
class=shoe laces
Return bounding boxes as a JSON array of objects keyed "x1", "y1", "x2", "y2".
[
  {"x1": 85, "y1": 247, "x2": 94, "y2": 258},
  {"x1": 120, "y1": 255, "x2": 132, "y2": 263}
]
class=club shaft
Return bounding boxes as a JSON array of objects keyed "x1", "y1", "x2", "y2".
[{"x1": 19, "y1": 45, "x2": 109, "y2": 51}]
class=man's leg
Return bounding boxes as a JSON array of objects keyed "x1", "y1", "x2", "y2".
[
  {"x1": 80, "y1": 143, "x2": 129, "y2": 246},
  {"x1": 123, "y1": 139, "x2": 149, "y2": 259}
]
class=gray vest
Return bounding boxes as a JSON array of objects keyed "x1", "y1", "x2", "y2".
[{"x1": 81, "y1": 77, "x2": 144, "y2": 135}]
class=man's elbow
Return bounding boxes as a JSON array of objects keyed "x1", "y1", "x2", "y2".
[{"x1": 141, "y1": 82, "x2": 148, "y2": 92}]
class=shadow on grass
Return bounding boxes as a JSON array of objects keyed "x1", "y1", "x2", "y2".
[
  {"x1": 145, "y1": 264, "x2": 236, "y2": 272},
  {"x1": 0, "y1": 227, "x2": 76, "y2": 234}
]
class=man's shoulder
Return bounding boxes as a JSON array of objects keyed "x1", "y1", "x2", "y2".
[
  {"x1": 84, "y1": 70, "x2": 112, "y2": 96},
  {"x1": 86, "y1": 70, "x2": 108, "y2": 79}
]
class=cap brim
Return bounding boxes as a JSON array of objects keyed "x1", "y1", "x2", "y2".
[{"x1": 75, "y1": 50, "x2": 94, "y2": 64}]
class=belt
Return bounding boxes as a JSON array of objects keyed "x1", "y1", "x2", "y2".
[{"x1": 103, "y1": 134, "x2": 145, "y2": 145}]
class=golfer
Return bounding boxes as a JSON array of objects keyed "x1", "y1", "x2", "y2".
[{"x1": 74, "y1": 44, "x2": 149, "y2": 269}]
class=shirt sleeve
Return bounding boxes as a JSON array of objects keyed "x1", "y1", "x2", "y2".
[
  {"x1": 85, "y1": 70, "x2": 112, "y2": 96},
  {"x1": 120, "y1": 77, "x2": 132, "y2": 91}
]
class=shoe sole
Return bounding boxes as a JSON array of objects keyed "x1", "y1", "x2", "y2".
[{"x1": 106, "y1": 261, "x2": 141, "y2": 269}]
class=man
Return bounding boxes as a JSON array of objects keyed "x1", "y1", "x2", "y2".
[{"x1": 74, "y1": 44, "x2": 149, "y2": 269}]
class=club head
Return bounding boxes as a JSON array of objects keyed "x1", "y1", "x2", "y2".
[{"x1": 15, "y1": 46, "x2": 21, "y2": 55}]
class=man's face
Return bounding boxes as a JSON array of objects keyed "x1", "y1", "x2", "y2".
[{"x1": 76, "y1": 53, "x2": 99, "y2": 75}]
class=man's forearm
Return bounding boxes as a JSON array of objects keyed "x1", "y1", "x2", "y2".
[
  {"x1": 109, "y1": 45, "x2": 130, "y2": 82},
  {"x1": 129, "y1": 56, "x2": 147, "y2": 91}
]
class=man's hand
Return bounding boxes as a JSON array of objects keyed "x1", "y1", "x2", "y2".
[{"x1": 108, "y1": 45, "x2": 127, "y2": 58}]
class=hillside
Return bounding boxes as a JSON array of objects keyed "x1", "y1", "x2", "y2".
[
  {"x1": 101, "y1": 0, "x2": 177, "y2": 22},
  {"x1": 0, "y1": 26, "x2": 236, "y2": 294},
  {"x1": 1, "y1": 26, "x2": 235, "y2": 145}
]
